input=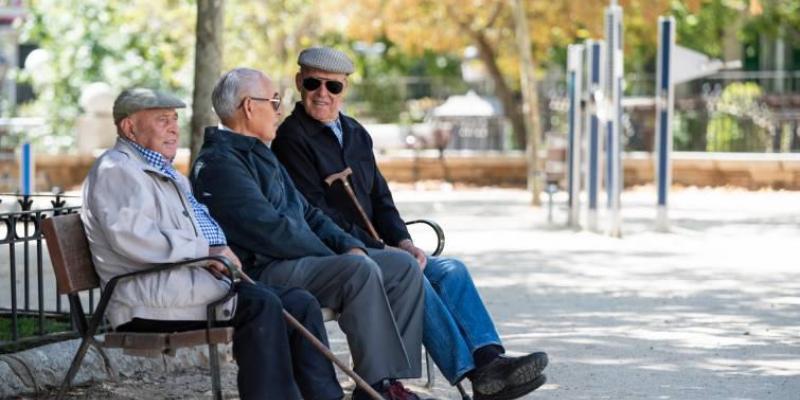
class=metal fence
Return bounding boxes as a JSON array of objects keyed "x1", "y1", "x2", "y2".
[
  {"x1": 543, "y1": 70, "x2": 800, "y2": 153},
  {"x1": 0, "y1": 193, "x2": 91, "y2": 353}
]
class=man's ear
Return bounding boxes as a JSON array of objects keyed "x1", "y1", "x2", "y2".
[
  {"x1": 295, "y1": 72, "x2": 303, "y2": 92},
  {"x1": 241, "y1": 98, "x2": 254, "y2": 120},
  {"x1": 118, "y1": 118, "x2": 136, "y2": 141}
]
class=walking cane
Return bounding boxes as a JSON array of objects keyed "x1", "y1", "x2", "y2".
[
  {"x1": 325, "y1": 168, "x2": 472, "y2": 400},
  {"x1": 325, "y1": 168, "x2": 382, "y2": 242},
  {"x1": 235, "y1": 269, "x2": 383, "y2": 400}
]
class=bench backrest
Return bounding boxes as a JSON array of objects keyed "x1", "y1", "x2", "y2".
[{"x1": 42, "y1": 213, "x2": 100, "y2": 295}]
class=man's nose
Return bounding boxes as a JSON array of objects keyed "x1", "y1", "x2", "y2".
[{"x1": 317, "y1": 83, "x2": 331, "y2": 96}]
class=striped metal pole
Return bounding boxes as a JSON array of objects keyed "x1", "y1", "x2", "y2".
[
  {"x1": 567, "y1": 44, "x2": 584, "y2": 228},
  {"x1": 655, "y1": 16, "x2": 675, "y2": 231},
  {"x1": 20, "y1": 142, "x2": 33, "y2": 196},
  {"x1": 584, "y1": 40, "x2": 604, "y2": 232},
  {"x1": 604, "y1": 3, "x2": 623, "y2": 237}
]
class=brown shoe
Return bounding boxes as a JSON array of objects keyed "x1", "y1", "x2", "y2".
[{"x1": 352, "y1": 379, "x2": 433, "y2": 400}]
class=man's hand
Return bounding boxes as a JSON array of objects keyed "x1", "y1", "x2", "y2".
[
  {"x1": 208, "y1": 246, "x2": 242, "y2": 278},
  {"x1": 346, "y1": 247, "x2": 368, "y2": 257},
  {"x1": 398, "y1": 239, "x2": 427, "y2": 270}
]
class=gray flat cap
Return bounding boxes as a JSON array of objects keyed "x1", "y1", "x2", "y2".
[
  {"x1": 113, "y1": 88, "x2": 186, "y2": 123},
  {"x1": 298, "y1": 46, "x2": 354, "y2": 75}
]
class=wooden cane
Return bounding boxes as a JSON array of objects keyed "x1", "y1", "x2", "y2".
[
  {"x1": 236, "y1": 270, "x2": 383, "y2": 400},
  {"x1": 324, "y1": 167, "x2": 383, "y2": 242}
]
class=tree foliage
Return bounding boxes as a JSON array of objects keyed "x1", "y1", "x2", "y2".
[
  {"x1": 20, "y1": 0, "x2": 196, "y2": 148},
  {"x1": 19, "y1": 0, "x2": 328, "y2": 150}
]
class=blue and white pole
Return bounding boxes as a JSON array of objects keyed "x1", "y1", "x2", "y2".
[
  {"x1": 655, "y1": 16, "x2": 675, "y2": 232},
  {"x1": 567, "y1": 44, "x2": 584, "y2": 229},
  {"x1": 584, "y1": 40, "x2": 604, "y2": 232},
  {"x1": 20, "y1": 142, "x2": 34, "y2": 196},
  {"x1": 604, "y1": 1, "x2": 624, "y2": 237}
]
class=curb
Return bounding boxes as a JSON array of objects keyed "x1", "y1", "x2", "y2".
[{"x1": 0, "y1": 338, "x2": 232, "y2": 398}]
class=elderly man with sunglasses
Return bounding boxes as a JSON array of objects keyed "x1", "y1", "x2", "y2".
[
  {"x1": 272, "y1": 47, "x2": 549, "y2": 400},
  {"x1": 191, "y1": 67, "x2": 431, "y2": 400}
]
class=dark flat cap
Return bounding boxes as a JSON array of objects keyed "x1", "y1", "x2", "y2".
[
  {"x1": 298, "y1": 47, "x2": 354, "y2": 75},
  {"x1": 112, "y1": 88, "x2": 186, "y2": 123}
]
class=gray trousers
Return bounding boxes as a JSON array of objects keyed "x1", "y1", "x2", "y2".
[{"x1": 258, "y1": 248, "x2": 424, "y2": 384}]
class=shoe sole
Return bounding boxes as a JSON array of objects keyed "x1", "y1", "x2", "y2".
[
  {"x1": 474, "y1": 354, "x2": 548, "y2": 395},
  {"x1": 482, "y1": 374, "x2": 547, "y2": 400},
  {"x1": 510, "y1": 354, "x2": 548, "y2": 386}
]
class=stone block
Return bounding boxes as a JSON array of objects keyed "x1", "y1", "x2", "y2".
[
  {"x1": 0, "y1": 339, "x2": 108, "y2": 396},
  {"x1": 0, "y1": 359, "x2": 28, "y2": 398}
]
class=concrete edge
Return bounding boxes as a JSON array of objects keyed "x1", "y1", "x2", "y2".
[{"x1": 0, "y1": 337, "x2": 233, "y2": 398}]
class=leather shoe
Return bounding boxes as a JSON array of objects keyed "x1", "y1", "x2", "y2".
[
  {"x1": 474, "y1": 374, "x2": 546, "y2": 400},
  {"x1": 471, "y1": 352, "x2": 548, "y2": 400}
]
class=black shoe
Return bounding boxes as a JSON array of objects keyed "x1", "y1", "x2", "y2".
[
  {"x1": 473, "y1": 374, "x2": 546, "y2": 400},
  {"x1": 471, "y1": 352, "x2": 548, "y2": 400}
]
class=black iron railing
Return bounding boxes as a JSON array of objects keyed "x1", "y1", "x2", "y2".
[{"x1": 0, "y1": 193, "x2": 88, "y2": 353}]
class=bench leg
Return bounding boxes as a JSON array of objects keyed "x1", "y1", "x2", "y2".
[
  {"x1": 423, "y1": 347, "x2": 472, "y2": 399},
  {"x1": 424, "y1": 350, "x2": 435, "y2": 389},
  {"x1": 456, "y1": 381, "x2": 471, "y2": 400},
  {"x1": 208, "y1": 343, "x2": 223, "y2": 400},
  {"x1": 56, "y1": 337, "x2": 93, "y2": 400}
]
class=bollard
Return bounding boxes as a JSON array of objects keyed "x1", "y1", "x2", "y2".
[{"x1": 546, "y1": 181, "x2": 558, "y2": 224}]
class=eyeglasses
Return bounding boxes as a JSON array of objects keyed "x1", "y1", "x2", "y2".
[
  {"x1": 302, "y1": 77, "x2": 345, "y2": 95},
  {"x1": 238, "y1": 95, "x2": 282, "y2": 111}
]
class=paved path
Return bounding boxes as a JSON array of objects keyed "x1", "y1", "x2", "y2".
[{"x1": 34, "y1": 187, "x2": 800, "y2": 399}]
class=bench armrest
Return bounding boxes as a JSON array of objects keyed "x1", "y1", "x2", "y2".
[
  {"x1": 90, "y1": 255, "x2": 238, "y2": 335},
  {"x1": 405, "y1": 219, "x2": 445, "y2": 256}
]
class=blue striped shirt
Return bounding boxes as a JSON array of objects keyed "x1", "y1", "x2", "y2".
[{"x1": 125, "y1": 139, "x2": 227, "y2": 246}]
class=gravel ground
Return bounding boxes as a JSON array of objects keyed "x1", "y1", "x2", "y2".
[{"x1": 26, "y1": 186, "x2": 800, "y2": 399}]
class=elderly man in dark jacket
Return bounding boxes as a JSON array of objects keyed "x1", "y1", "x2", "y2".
[
  {"x1": 272, "y1": 47, "x2": 549, "y2": 400},
  {"x1": 191, "y1": 67, "x2": 429, "y2": 400}
]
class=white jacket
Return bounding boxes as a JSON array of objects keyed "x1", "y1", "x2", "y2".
[{"x1": 82, "y1": 138, "x2": 234, "y2": 328}]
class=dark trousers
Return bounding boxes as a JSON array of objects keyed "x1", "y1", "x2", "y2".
[{"x1": 117, "y1": 282, "x2": 343, "y2": 400}]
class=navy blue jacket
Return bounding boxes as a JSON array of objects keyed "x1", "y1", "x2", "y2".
[
  {"x1": 190, "y1": 127, "x2": 365, "y2": 273},
  {"x1": 273, "y1": 103, "x2": 411, "y2": 249}
]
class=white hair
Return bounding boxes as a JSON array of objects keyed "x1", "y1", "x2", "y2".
[{"x1": 211, "y1": 68, "x2": 265, "y2": 121}]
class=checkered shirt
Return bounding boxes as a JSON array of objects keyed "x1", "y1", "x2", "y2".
[{"x1": 126, "y1": 139, "x2": 227, "y2": 246}]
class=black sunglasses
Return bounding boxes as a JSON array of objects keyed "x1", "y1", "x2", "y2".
[
  {"x1": 238, "y1": 95, "x2": 282, "y2": 111},
  {"x1": 302, "y1": 77, "x2": 344, "y2": 95}
]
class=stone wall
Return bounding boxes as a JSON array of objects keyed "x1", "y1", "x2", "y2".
[
  {"x1": 5, "y1": 151, "x2": 800, "y2": 192},
  {"x1": 378, "y1": 151, "x2": 800, "y2": 190}
]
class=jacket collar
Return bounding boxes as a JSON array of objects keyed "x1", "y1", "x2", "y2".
[
  {"x1": 204, "y1": 126, "x2": 260, "y2": 151},
  {"x1": 204, "y1": 126, "x2": 276, "y2": 162},
  {"x1": 112, "y1": 138, "x2": 167, "y2": 177},
  {"x1": 290, "y1": 102, "x2": 347, "y2": 138}
]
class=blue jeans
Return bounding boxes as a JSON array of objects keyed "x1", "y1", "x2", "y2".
[{"x1": 422, "y1": 256, "x2": 502, "y2": 384}]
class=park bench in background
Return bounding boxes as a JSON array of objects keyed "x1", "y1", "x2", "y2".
[{"x1": 42, "y1": 213, "x2": 237, "y2": 400}]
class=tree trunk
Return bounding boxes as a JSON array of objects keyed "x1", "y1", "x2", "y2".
[
  {"x1": 190, "y1": 0, "x2": 224, "y2": 166},
  {"x1": 471, "y1": 31, "x2": 528, "y2": 152},
  {"x1": 511, "y1": 0, "x2": 542, "y2": 206}
]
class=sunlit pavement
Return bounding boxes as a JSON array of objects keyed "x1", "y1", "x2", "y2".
[
  {"x1": 371, "y1": 185, "x2": 800, "y2": 399},
  {"x1": 30, "y1": 186, "x2": 800, "y2": 399}
]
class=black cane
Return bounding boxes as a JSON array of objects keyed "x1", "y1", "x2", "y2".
[{"x1": 237, "y1": 270, "x2": 383, "y2": 400}]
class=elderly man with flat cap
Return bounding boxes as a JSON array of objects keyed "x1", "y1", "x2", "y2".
[
  {"x1": 272, "y1": 47, "x2": 549, "y2": 400},
  {"x1": 81, "y1": 88, "x2": 344, "y2": 400}
]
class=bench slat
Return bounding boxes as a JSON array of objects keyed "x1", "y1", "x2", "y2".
[
  {"x1": 42, "y1": 214, "x2": 100, "y2": 295},
  {"x1": 105, "y1": 327, "x2": 234, "y2": 353}
]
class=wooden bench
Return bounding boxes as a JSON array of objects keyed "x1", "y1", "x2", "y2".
[
  {"x1": 42, "y1": 213, "x2": 237, "y2": 400},
  {"x1": 43, "y1": 212, "x2": 453, "y2": 399}
]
